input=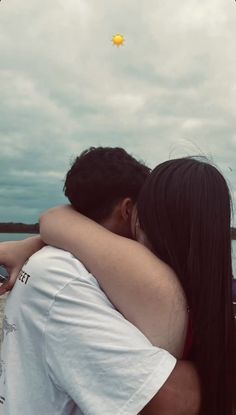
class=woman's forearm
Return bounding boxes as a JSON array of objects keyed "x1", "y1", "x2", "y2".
[
  {"x1": 1, "y1": 235, "x2": 45, "y2": 269},
  {"x1": 40, "y1": 205, "x2": 186, "y2": 353},
  {"x1": 22, "y1": 235, "x2": 46, "y2": 254}
]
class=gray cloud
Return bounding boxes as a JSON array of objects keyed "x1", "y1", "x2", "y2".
[{"x1": 0, "y1": 0, "x2": 236, "y2": 223}]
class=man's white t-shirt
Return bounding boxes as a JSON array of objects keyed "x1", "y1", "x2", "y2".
[{"x1": 0, "y1": 246, "x2": 176, "y2": 415}]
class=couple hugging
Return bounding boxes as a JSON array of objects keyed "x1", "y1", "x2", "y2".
[{"x1": 0, "y1": 147, "x2": 235, "y2": 415}]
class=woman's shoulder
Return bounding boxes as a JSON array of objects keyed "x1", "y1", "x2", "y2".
[
  {"x1": 123, "y1": 239, "x2": 188, "y2": 355},
  {"x1": 129, "y1": 238, "x2": 185, "y2": 294}
]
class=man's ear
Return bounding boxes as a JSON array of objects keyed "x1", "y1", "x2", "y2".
[{"x1": 120, "y1": 198, "x2": 134, "y2": 222}]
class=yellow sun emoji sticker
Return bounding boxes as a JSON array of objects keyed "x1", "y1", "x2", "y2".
[{"x1": 112, "y1": 33, "x2": 125, "y2": 48}]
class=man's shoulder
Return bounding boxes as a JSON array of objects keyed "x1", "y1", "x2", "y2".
[
  {"x1": 29, "y1": 245, "x2": 83, "y2": 263},
  {"x1": 34, "y1": 244, "x2": 76, "y2": 258},
  {"x1": 26, "y1": 245, "x2": 90, "y2": 280}
]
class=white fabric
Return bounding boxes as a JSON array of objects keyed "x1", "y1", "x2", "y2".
[{"x1": 0, "y1": 246, "x2": 176, "y2": 415}]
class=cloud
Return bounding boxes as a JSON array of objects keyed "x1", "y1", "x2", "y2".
[{"x1": 0, "y1": 0, "x2": 235, "y2": 223}]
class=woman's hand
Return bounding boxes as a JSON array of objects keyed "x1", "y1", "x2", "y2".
[{"x1": 0, "y1": 236, "x2": 45, "y2": 295}]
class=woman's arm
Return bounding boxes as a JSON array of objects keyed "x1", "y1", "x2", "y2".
[
  {"x1": 0, "y1": 236, "x2": 45, "y2": 294},
  {"x1": 40, "y1": 205, "x2": 187, "y2": 356}
]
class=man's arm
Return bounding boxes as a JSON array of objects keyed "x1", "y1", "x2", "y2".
[{"x1": 141, "y1": 361, "x2": 200, "y2": 415}]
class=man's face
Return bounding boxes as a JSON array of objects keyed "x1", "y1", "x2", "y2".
[
  {"x1": 101, "y1": 199, "x2": 135, "y2": 239},
  {"x1": 130, "y1": 205, "x2": 138, "y2": 240},
  {"x1": 109, "y1": 202, "x2": 144, "y2": 241},
  {"x1": 130, "y1": 206, "x2": 152, "y2": 248},
  {"x1": 123, "y1": 204, "x2": 137, "y2": 239},
  {"x1": 105, "y1": 202, "x2": 151, "y2": 245}
]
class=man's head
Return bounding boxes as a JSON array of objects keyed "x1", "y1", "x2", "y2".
[{"x1": 64, "y1": 147, "x2": 150, "y2": 238}]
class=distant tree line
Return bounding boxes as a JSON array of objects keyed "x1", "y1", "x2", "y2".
[{"x1": 0, "y1": 222, "x2": 236, "y2": 239}]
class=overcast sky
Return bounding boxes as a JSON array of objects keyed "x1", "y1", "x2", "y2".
[{"x1": 0, "y1": 0, "x2": 236, "y2": 223}]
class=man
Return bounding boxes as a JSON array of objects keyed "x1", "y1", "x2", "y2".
[{"x1": 0, "y1": 147, "x2": 200, "y2": 414}]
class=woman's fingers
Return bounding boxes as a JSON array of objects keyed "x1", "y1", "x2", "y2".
[
  {"x1": 0, "y1": 267, "x2": 20, "y2": 295},
  {"x1": 0, "y1": 281, "x2": 10, "y2": 295},
  {"x1": 0, "y1": 237, "x2": 44, "y2": 297}
]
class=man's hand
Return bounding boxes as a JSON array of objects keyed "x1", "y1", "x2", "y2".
[
  {"x1": 0, "y1": 236, "x2": 45, "y2": 295},
  {"x1": 140, "y1": 361, "x2": 201, "y2": 415}
]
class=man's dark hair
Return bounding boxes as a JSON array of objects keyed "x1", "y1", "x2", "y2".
[{"x1": 64, "y1": 147, "x2": 150, "y2": 222}]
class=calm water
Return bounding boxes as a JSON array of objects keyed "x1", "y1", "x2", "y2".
[
  {"x1": 0, "y1": 233, "x2": 236, "y2": 278},
  {"x1": 0, "y1": 233, "x2": 37, "y2": 242}
]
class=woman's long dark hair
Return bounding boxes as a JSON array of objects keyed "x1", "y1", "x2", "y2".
[{"x1": 137, "y1": 157, "x2": 236, "y2": 415}]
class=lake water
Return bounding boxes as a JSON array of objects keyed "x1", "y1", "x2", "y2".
[
  {"x1": 0, "y1": 233, "x2": 37, "y2": 242},
  {"x1": 0, "y1": 233, "x2": 236, "y2": 277}
]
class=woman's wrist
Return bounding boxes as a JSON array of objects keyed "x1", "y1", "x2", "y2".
[{"x1": 23, "y1": 235, "x2": 46, "y2": 255}]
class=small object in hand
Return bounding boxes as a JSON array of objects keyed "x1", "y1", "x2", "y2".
[{"x1": 0, "y1": 266, "x2": 9, "y2": 283}]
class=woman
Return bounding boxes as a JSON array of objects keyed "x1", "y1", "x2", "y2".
[{"x1": 0, "y1": 156, "x2": 235, "y2": 414}]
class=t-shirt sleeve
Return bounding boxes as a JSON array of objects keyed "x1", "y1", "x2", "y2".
[{"x1": 44, "y1": 267, "x2": 176, "y2": 415}]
